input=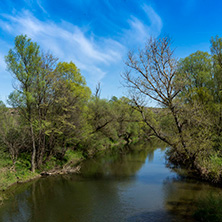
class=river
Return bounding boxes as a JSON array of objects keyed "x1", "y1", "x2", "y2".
[{"x1": 0, "y1": 144, "x2": 220, "y2": 222}]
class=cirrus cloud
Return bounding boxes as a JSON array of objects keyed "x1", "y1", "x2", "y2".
[{"x1": 0, "y1": 3, "x2": 162, "y2": 101}]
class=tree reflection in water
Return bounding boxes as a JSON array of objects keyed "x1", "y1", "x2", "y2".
[{"x1": 0, "y1": 141, "x2": 220, "y2": 222}]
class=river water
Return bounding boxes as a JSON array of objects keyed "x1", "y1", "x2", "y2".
[{"x1": 0, "y1": 144, "x2": 221, "y2": 222}]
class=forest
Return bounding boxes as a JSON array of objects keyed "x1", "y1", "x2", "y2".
[{"x1": 0, "y1": 34, "x2": 222, "y2": 192}]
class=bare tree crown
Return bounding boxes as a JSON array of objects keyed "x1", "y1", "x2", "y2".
[{"x1": 123, "y1": 36, "x2": 179, "y2": 106}]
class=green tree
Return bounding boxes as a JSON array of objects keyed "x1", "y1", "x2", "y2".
[
  {"x1": 109, "y1": 97, "x2": 144, "y2": 144},
  {"x1": 0, "y1": 102, "x2": 28, "y2": 167},
  {"x1": 210, "y1": 36, "x2": 222, "y2": 151},
  {"x1": 177, "y1": 51, "x2": 213, "y2": 104},
  {"x1": 5, "y1": 35, "x2": 91, "y2": 171},
  {"x1": 5, "y1": 35, "x2": 41, "y2": 172},
  {"x1": 33, "y1": 52, "x2": 58, "y2": 167},
  {"x1": 44, "y1": 61, "x2": 91, "y2": 159},
  {"x1": 122, "y1": 36, "x2": 187, "y2": 154}
]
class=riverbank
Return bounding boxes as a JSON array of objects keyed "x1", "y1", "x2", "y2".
[
  {"x1": 0, "y1": 140, "x2": 146, "y2": 205},
  {"x1": 0, "y1": 145, "x2": 220, "y2": 222},
  {"x1": 0, "y1": 149, "x2": 84, "y2": 204},
  {"x1": 0, "y1": 139, "x2": 134, "y2": 204}
]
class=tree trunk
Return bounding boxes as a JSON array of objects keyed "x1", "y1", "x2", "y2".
[
  {"x1": 37, "y1": 134, "x2": 45, "y2": 168},
  {"x1": 169, "y1": 105, "x2": 188, "y2": 155},
  {"x1": 30, "y1": 123, "x2": 36, "y2": 172}
]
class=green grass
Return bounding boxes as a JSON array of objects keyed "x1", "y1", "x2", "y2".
[
  {"x1": 0, "y1": 168, "x2": 38, "y2": 191},
  {"x1": 0, "y1": 151, "x2": 12, "y2": 168},
  {"x1": 40, "y1": 150, "x2": 84, "y2": 171},
  {"x1": 0, "y1": 148, "x2": 84, "y2": 206},
  {"x1": 0, "y1": 152, "x2": 38, "y2": 191},
  {"x1": 0, "y1": 149, "x2": 84, "y2": 193}
]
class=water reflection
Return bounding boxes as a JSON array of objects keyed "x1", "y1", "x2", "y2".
[
  {"x1": 162, "y1": 175, "x2": 221, "y2": 221},
  {"x1": 80, "y1": 147, "x2": 153, "y2": 179},
  {"x1": 0, "y1": 142, "x2": 220, "y2": 222}
]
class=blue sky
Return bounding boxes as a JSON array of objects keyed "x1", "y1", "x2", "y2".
[{"x1": 0, "y1": 0, "x2": 222, "y2": 103}]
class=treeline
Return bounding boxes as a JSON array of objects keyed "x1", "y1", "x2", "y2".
[
  {"x1": 0, "y1": 35, "x2": 147, "y2": 173},
  {"x1": 1, "y1": 34, "x2": 222, "y2": 184},
  {"x1": 123, "y1": 36, "x2": 222, "y2": 183}
]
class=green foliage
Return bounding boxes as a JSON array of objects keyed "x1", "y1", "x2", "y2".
[
  {"x1": 196, "y1": 153, "x2": 222, "y2": 183},
  {"x1": 63, "y1": 149, "x2": 84, "y2": 163},
  {"x1": 40, "y1": 157, "x2": 58, "y2": 171},
  {"x1": 0, "y1": 150, "x2": 38, "y2": 191},
  {"x1": 5, "y1": 35, "x2": 41, "y2": 111},
  {"x1": 0, "y1": 150, "x2": 12, "y2": 168},
  {"x1": 177, "y1": 50, "x2": 213, "y2": 104},
  {"x1": 0, "y1": 34, "x2": 145, "y2": 195},
  {"x1": 211, "y1": 36, "x2": 222, "y2": 102},
  {"x1": 1, "y1": 34, "x2": 145, "y2": 177},
  {"x1": 16, "y1": 153, "x2": 32, "y2": 169},
  {"x1": 4, "y1": 35, "x2": 93, "y2": 171},
  {"x1": 162, "y1": 37, "x2": 222, "y2": 181},
  {"x1": 4, "y1": 32, "x2": 222, "y2": 194},
  {"x1": 122, "y1": 35, "x2": 222, "y2": 183},
  {"x1": 84, "y1": 95, "x2": 145, "y2": 156}
]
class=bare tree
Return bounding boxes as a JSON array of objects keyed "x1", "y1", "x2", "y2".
[
  {"x1": 122, "y1": 36, "x2": 187, "y2": 153},
  {"x1": 95, "y1": 82, "x2": 101, "y2": 98}
]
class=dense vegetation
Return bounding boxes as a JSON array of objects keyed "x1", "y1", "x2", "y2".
[
  {"x1": 123, "y1": 36, "x2": 222, "y2": 183},
  {"x1": 0, "y1": 35, "x2": 147, "y2": 191},
  {"x1": 0, "y1": 33, "x2": 222, "y2": 195}
]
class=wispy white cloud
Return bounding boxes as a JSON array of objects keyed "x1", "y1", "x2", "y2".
[
  {"x1": 0, "y1": 39, "x2": 11, "y2": 76},
  {"x1": 0, "y1": 52, "x2": 6, "y2": 74},
  {"x1": 143, "y1": 5, "x2": 162, "y2": 36},
  {"x1": 0, "y1": 4, "x2": 163, "y2": 91},
  {"x1": 127, "y1": 17, "x2": 148, "y2": 43},
  {"x1": 0, "y1": 10, "x2": 124, "y2": 85},
  {"x1": 0, "y1": 50, "x2": 13, "y2": 103},
  {"x1": 124, "y1": 5, "x2": 162, "y2": 46},
  {"x1": 36, "y1": 0, "x2": 47, "y2": 14}
]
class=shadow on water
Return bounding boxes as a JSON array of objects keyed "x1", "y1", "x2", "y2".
[
  {"x1": 126, "y1": 210, "x2": 186, "y2": 222},
  {"x1": 162, "y1": 174, "x2": 222, "y2": 222},
  {"x1": 0, "y1": 141, "x2": 221, "y2": 222}
]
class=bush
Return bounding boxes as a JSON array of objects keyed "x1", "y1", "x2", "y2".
[
  {"x1": 63, "y1": 149, "x2": 83, "y2": 163},
  {"x1": 196, "y1": 153, "x2": 222, "y2": 183}
]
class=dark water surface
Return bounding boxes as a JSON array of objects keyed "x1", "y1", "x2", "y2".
[{"x1": 0, "y1": 145, "x2": 221, "y2": 222}]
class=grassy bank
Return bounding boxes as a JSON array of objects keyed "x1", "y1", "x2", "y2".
[{"x1": 0, "y1": 149, "x2": 84, "y2": 204}]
